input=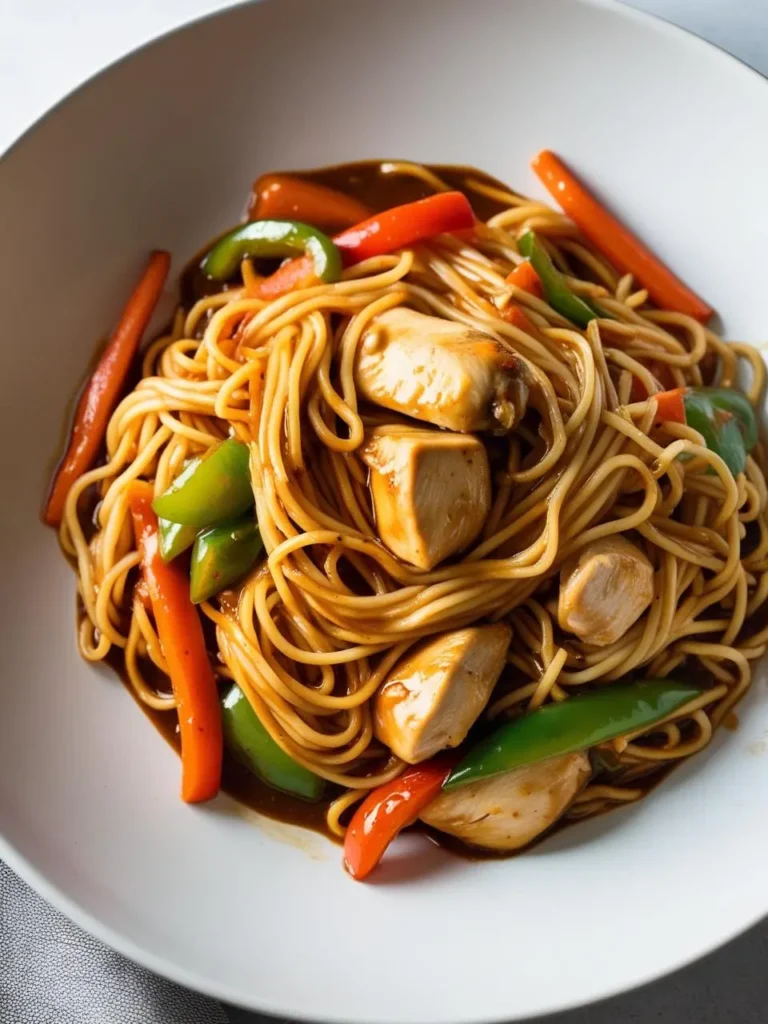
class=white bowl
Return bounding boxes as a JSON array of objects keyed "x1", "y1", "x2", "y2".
[{"x1": 2, "y1": 1, "x2": 768, "y2": 1020}]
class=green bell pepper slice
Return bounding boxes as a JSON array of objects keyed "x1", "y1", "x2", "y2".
[
  {"x1": 190, "y1": 516, "x2": 264, "y2": 604},
  {"x1": 518, "y1": 230, "x2": 602, "y2": 329},
  {"x1": 682, "y1": 387, "x2": 757, "y2": 477},
  {"x1": 222, "y1": 684, "x2": 325, "y2": 801},
  {"x1": 683, "y1": 391, "x2": 744, "y2": 476},
  {"x1": 445, "y1": 679, "x2": 700, "y2": 790},
  {"x1": 201, "y1": 219, "x2": 342, "y2": 283},
  {"x1": 158, "y1": 518, "x2": 198, "y2": 562},
  {"x1": 152, "y1": 439, "x2": 253, "y2": 528},
  {"x1": 702, "y1": 387, "x2": 758, "y2": 451},
  {"x1": 157, "y1": 458, "x2": 201, "y2": 560}
]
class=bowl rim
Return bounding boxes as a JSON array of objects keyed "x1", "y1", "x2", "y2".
[{"x1": 2, "y1": 1, "x2": 768, "y2": 1020}]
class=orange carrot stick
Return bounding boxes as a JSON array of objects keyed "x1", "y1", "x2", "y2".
[
  {"x1": 129, "y1": 482, "x2": 222, "y2": 804},
  {"x1": 532, "y1": 151, "x2": 712, "y2": 322},
  {"x1": 45, "y1": 251, "x2": 170, "y2": 527},
  {"x1": 247, "y1": 173, "x2": 371, "y2": 229},
  {"x1": 256, "y1": 254, "x2": 316, "y2": 300},
  {"x1": 506, "y1": 260, "x2": 542, "y2": 297}
]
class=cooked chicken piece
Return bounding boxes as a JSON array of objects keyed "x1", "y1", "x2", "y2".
[
  {"x1": 374, "y1": 624, "x2": 512, "y2": 764},
  {"x1": 421, "y1": 752, "x2": 591, "y2": 851},
  {"x1": 360, "y1": 425, "x2": 490, "y2": 570},
  {"x1": 355, "y1": 307, "x2": 530, "y2": 434},
  {"x1": 558, "y1": 535, "x2": 654, "y2": 647}
]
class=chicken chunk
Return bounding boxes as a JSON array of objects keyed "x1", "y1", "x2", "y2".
[
  {"x1": 374, "y1": 624, "x2": 512, "y2": 764},
  {"x1": 360, "y1": 425, "x2": 490, "y2": 570},
  {"x1": 421, "y1": 752, "x2": 591, "y2": 851},
  {"x1": 355, "y1": 307, "x2": 530, "y2": 433},
  {"x1": 558, "y1": 535, "x2": 654, "y2": 647}
]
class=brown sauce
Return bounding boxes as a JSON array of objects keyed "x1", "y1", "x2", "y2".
[
  {"x1": 180, "y1": 160, "x2": 515, "y2": 306},
  {"x1": 52, "y1": 160, "x2": 746, "y2": 859},
  {"x1": 291, "y1": 160, "x2": 514, "y2": 221},
  {"x1": 107, "y1": 644, "x2": 333, "y2": 836}
]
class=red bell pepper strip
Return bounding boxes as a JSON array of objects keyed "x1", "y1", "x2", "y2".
[
  {"x1": 257, "y1": 191, "x2": 475, "y2": 300},
  {"x1": 506, "y1": 260, "x2": 542, "y2": 297},
  {"x1": 333, "y1": 190, "x2": 475, "y2": 263},
  {"x1": 652, "y1": 387, "x2": 686, "y2": 424},
  {"x1": 532, "y1": 150, "x2": 712, "y2": 322},
  {"x1": 247, "y1": 173, "x2": 371, "y2": 229},
  {"x1": 343, "y1": 758, "x2": 454, "y2": 881},
  {"x1": 45, "y1": 251, "x2": 170, "y2": 526},
  {"x1": 129, "y1": 482, "x2": 222, "y2": 804},
  {"x1": 502, "y1": 303, "x2": 537, "y2": 334}
]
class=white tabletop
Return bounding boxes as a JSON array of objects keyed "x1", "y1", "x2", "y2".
[{"x1": 1, "y1": 2, "x2": 767, "y2": 1022}]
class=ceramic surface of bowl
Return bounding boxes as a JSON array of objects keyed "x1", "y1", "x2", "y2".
[{"x1": 1, "y1": 1, "x2": 768, "y2": 1020}]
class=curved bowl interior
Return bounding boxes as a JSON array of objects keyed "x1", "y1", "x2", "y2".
[{"x1": 1, "y1": 0, "x2": 768, "y2": 1021}]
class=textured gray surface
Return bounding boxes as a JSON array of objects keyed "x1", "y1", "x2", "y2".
[
  {"x1": 0, "y1": 861, "x2": 228, "y2": 1024},
  {"x1": 2, "y1": 1, "x2": 768, "y2": 1022}
]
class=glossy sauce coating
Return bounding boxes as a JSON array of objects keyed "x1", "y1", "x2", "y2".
[
  {"x1": 85, "y1": 160, "x2": 524, "y2": 844},
  {"x1": 66, "y1": 161, "x2": 720, "y2": 852}
]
